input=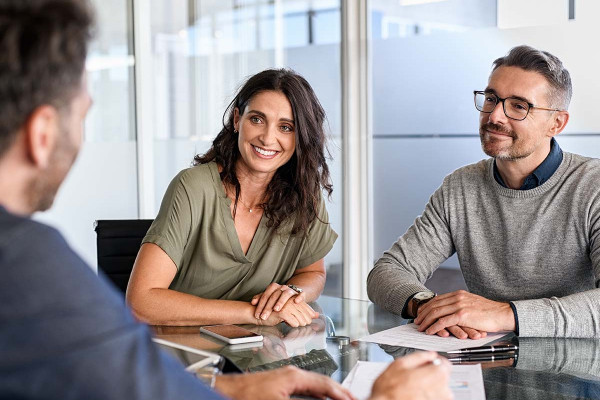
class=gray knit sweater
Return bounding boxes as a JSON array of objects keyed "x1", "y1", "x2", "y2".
[{"x1": 367, "y1": 152, "x2": 600, "y2": 338}]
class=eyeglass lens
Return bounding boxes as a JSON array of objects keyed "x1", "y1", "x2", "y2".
[{"x1": 475, "y1": 92, "x2": 529, "y2": 120}]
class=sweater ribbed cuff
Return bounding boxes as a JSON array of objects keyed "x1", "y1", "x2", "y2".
[
  {"x1": 512, "y1": 298, "x2": 555, "y2": 337},
  {"x1": 392, "y1": 284, "x2": 429, "y2": 319}
]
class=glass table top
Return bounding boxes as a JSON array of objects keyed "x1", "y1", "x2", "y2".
[{"x1": 151, "y1": 295, "x2": 600, "y2": 399}]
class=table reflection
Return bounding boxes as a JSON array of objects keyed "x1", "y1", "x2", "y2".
[
  {"x1": 483, "y1": 338, "x2": 600, "y2": 400},
  {"x1": 151, "y1": 295, "x2": 600, "y2": 399}
]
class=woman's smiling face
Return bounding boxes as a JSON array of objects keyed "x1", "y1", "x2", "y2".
[{"x1": 234, "y1": 90, "x2": 296, "y2": 178}]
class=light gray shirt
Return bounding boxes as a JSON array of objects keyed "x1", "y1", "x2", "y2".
[{"x1": 367, "y1": 152, "x2": 600, "y2": 338}]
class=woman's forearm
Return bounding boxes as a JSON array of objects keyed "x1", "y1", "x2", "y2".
[{"x1": 128, "y1": 288, "x2": 257, "y2": 326}]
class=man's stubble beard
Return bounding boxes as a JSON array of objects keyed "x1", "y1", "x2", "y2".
[
  {"x1": 479, "y1": 122, "x2": 530, "y2": 161},
  {"x1": 28, "y1": 126, "x2": 78, "y2": 212}
]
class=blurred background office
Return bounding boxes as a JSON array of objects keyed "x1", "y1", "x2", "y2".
[{"x1": 36, "y1": 0, "x2": 600, "y2": 301}]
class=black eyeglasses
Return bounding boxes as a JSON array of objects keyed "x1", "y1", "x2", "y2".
[{"x1": 474, "y1": 91, "x2": 562, "y2": 121}]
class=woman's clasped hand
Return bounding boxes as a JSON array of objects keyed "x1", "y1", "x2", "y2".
[{"x1": 251, "y1": 283, "x2": 318, "y2": 327}]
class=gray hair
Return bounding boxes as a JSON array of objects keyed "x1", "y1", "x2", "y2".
[{"x1": 492, "y1": 45, "x2": 572, "y2": 110}]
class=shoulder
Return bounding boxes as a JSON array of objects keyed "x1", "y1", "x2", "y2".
[
  {"x1": 562, "y1": 152, "x2": 600, "y2": 200},
  {"x1": 315, "y1": 192, "x2": 329, "y2": 216},
  {"x1": 564, "y1": 152, "x2": 600, "y2": 175},
  {"x1": 163, "y1": 162, "x2": 220, "y2": 203},
  {"x1": 303, "y1": 193, "x2": 332, "y2": 226},
  {"x1": 0, "y1": 212, "x2": 129, "y2": 322},
  {"x1": 307, "y1": 194, "x2": 336, "y2": 238},
  {"x1": 0, "y1": 212, "x2": 104, "y2": 292},
  {"x1": 421, "y1": 159, "x2": 491, "y2": 209},
  {"x1": 0, "y1": 212, "x2": 67, "y2": 256},
  {"x1": 561, "y1": 152, "x2": 600, "y2": 189},
  {"x1": 440, "y1": 159, "x2": 491, "y2": 188},
  {"x1": 308, "y1": 193, "x2": 333, "y2": 231},
  {"x1": 173, "y1": 162, "x2": 214, "y2": 186},
  {"x1": 173, "y1": 162, "x2": 219, "y2": 192},
  {"x1": 449, "y1": 159, "x2": 490, "y2": 179},
  {"x1": 272, "y1": 193, "x2": 332, "y2": 238},
  {"x1": 0, "y1": 215, "x2": 88, "y2": 298}
]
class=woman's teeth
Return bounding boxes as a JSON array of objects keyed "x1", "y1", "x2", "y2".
[{"x1": 253, "y1": 145, "x2": 276, "y2": 156}]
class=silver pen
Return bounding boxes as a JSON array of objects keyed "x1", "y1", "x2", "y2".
[{"x1": 446, "y1": 344, "x2": 518, "y2": 354}]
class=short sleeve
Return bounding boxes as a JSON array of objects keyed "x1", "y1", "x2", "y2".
[
  {"x1": 297, "y1": 195, "x2": 338, "y2": 268},
  {"x1": 142, "y1": 170, "x2": 193, "y2": 269}
]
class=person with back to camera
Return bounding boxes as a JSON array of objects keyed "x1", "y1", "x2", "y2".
[{"x1": 127, "y1": 69, "x2": 339, "y2": 327}]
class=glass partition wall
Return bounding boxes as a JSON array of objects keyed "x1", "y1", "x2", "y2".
[
  {"x1": 37, "y1": 0, "x2": 599, "y2": 299},
  {"x1": 369, "y1": 0, "x2": 600, "y2": 265}
]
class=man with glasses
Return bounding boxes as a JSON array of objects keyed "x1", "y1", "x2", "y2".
[{"x1": 368, "y1": 45, "x2": 600, "y2": 339}]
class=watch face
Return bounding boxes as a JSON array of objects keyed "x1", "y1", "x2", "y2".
[{"x1": 414, "y1": 291, "x2": 435, "y2": 301}]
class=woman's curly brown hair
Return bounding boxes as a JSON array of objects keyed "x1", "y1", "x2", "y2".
[{"x1": 194, "y1": 68, "x2": 333, "y2": 236}]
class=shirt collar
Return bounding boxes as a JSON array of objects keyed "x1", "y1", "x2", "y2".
[{"x1": 493, "y1": 137, "x2": 563, "y2": 190}]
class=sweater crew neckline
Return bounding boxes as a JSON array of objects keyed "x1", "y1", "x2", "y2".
[{"x1": 488, "y1": 152, "x2": 573, "y2": 199}]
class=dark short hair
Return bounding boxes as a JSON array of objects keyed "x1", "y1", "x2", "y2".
[
  {"x1": 0, "y1": 0, "x2": 94, "y2": 157},
  {"x1": 492, "y1": 45, "x2": 572, "y2": 110},
  {"x1": 195, "y1": 69, "x2": 333, "y2": 236}
]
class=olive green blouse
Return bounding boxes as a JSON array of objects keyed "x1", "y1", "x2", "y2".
[{"x1": 142, "y1": 161, "x2": 337, "y2": 302}]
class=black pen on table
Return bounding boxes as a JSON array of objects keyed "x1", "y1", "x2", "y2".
[
  {"x1": 448, "y1": 353, "x2": 517, "y2": 363},
  {"x1": 446, "y1": 344, "x2": 518, "y2": 355}
]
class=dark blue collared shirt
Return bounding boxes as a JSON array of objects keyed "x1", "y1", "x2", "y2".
[
  {"x1": 492, "y1": 138, "x2": 563, "y2": 337},
  {"x1": 493, "y1": 138, "x2": 563, "y2": 190}
]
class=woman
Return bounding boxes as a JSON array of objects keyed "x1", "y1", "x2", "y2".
[{"x1": 126, "y1": 69, "x2": 336, "y2": 327}]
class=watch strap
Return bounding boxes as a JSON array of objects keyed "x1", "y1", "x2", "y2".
[{"x1": 408, "y1": 291, "x2": 435, "y2": 318}]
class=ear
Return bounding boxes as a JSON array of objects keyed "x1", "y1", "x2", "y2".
[
  {"x1": 24, "y1": 105, "x2": 60, "y2": 169},
  {"x1": 233, "y1": 107, "x2": 240, "y2": 131},
  {"x1": 548, "y1": 110, "x2": 569, "y2": 138}
]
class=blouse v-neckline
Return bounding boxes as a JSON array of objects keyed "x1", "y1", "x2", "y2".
[{"x1": 209, "y1": 162, "x2": 266, "y2": 261}]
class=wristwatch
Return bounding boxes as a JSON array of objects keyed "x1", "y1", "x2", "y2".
[
  {"x1": 408, "y1": 291, "x2": 436, "y2": 318},
  {"x1": 287, "y1": 284, "x2": 303, "y2": 294}
]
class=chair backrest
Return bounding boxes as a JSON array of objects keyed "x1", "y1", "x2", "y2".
[{"x1": 94, "y1": 219, "x2": 153, "y2": 294}]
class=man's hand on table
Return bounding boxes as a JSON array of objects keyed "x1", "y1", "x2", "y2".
[
  {"x1": 414, "y1": 290, "x2": 515, "y2": 338},
  {"x1": 214, "y1": 366, "x2": 356, "y2": 400},
  {"x1": 430, "y1": 325, "x2": 488, "y2": 340},
  {"x1": 215, "y1": 352, "x2": 453, "y2": 400},
  {"x1": 370, "y1": 351, "x2": 453, "y2": 400}
]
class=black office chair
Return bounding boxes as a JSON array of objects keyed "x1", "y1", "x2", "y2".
[{"x1": 94, "y1": 219, "x2": 153, "y2": 294}]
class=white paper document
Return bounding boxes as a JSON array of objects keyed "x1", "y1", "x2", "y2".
[
  {"x1": 342, "y1": 361, "x2": 486, "y2": 400},
  {"x1": 359, "y1": 323, "x2": 507, "y2": 352}
]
